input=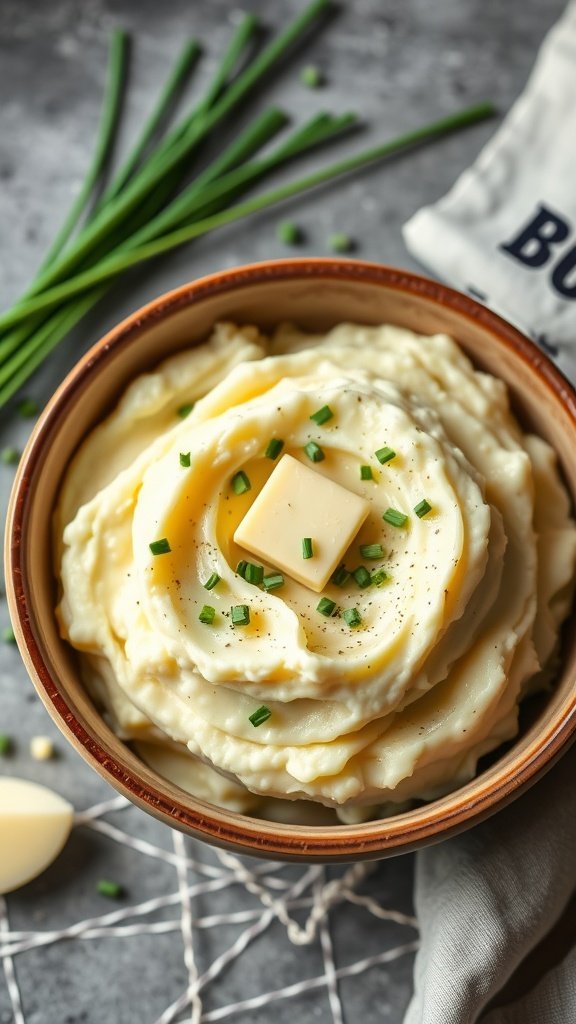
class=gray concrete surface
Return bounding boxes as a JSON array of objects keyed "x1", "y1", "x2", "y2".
[{"x1": 0, "y1": 1, "x2": 566, "y2": 1021}]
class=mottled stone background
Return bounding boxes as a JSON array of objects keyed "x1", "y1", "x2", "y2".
[{"x1": 0, "y1": 1, "x2": 565, "y2": 1021}]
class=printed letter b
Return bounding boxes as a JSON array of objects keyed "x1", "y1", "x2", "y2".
[{"x1": 500, "y1": 205, "x2": 570, "y2": 268}]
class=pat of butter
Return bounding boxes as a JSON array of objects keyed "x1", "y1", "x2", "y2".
[
  {"x1": 0, "y1": 778, "x2": 74, "y2": 894},
  {"x1": 234, "y1": 454, "x2": 370, "y2": 592}
]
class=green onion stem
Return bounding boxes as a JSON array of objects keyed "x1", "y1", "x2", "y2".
[
  {"x1": 13, "y1": 1, "x2": 328, "y2": 304},
  {"x1": 0, "y1": 100, "x2": 495, "y2": 332},
  {"x1": 35, "y1": 29, "x2": 129, "y2": 274},
  {"x1": 97, "y1": 38, "x2": 202, "y2": 206}
]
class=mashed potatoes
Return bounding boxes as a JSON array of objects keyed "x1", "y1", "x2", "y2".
[{"x1": 56, "y1": 323, "x2": 576, "y2": 821}]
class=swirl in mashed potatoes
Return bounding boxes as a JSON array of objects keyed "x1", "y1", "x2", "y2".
[{"x1": 56, "y1": 323, "x2": 576, "y2": 822}]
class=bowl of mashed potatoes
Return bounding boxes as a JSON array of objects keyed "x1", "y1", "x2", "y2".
[{"x1": 5, "y1": 259, "x2": 576, "y2": 861}]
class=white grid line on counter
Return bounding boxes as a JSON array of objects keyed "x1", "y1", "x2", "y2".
[{"x1": 0, "y1": 795, "x2": 418, "y2": 1023}]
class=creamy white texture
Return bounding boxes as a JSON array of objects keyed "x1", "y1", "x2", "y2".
[{"x1": 57, "y1": 323, "x2": 576, "y2": 816}]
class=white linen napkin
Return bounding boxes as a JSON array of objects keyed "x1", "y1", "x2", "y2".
[
  {"x1": 403, "y1": 0, "x2": 576, "y2": 379},
  {"x1": 402, "y1": 5, "x2": 576, "y2": 1021}
]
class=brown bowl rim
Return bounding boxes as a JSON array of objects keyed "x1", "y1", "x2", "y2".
[{"x1": 5, "y1": 257, "x2": 576, "y2": 860}]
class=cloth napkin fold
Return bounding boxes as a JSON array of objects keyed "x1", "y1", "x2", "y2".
[
  {"x1": 402, "y1": 4, "x2": 576, "y2": 1021},
  {"x1": 403, "y1": 747, "x2": 576, "y2": 1024},
  {"x1": 403, "y1": 0, "x2": 576, "y2": 380}
]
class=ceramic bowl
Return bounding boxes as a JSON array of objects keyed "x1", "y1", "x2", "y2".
[{"x1": 5, "y1": 259, "x2": 576, "y2": 862}]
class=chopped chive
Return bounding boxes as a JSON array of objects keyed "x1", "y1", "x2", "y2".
[
  {"x1": 352, "y1": 566, "x2": 371, "y2": 589},
  {"x1": 199, "y1": 605, "x2": 216, "y2": 625},
  {"x1": 317, "y1": 596, "x2": 337, "y2": 616},
  {"x1": 149, "y1": 538, "x2": 171, "y2": 555},
  {"x1": 277, "y1": 220, "x2": 301, "y2": 244},
  {"x1": 236, "y1": 560, "x2": 249, "y2": 579},
  {"x1": 1, "y1": 447, "x2": 20, "y2": 465},
  {"x1": 0, "y1": 735, "x2": 12, "y2": 755},
  {"x1": 97, "y1": 879, "x2": 124, "y2": 899},
  {"x1": 304, "y1": 441, "x2": 325, "y2": 462},
  {"x1": 203, "y1": 572, "x2": 221, "y2": 591},
  {"x1": 244, "y1": 562, "x2": 264, "y2": 585},
  {"x1": 360, "y1": 543, "x2": 385, "y2": 560},
  {"x1": 300, "y1": 64, "x2": 323, "y2": 88},
  {"x1": 331, "y1": 565, "x2": 350, "y2": 587},
  {"x1": 371, "y1": 568, "x2": 389, "y2": 587},
  {"x1": 249, "y1": 705, "x2": 271, "y2": 727},
  {"x1": 375, "y1": 446, "x2": 396, "y2": 465},
  {"x1": 179, "y1": 451, "x2": 191, "y2": 467},
  {"x1": 263, "y1": 572, "x2": 285, "y2": 591},
  {"x1": 265, "y1": 437, "x2": 284, "y2": 460},
  {"x1": 383, "y1": 508, "x2": 408, "y2": 528},
  {"x1": 302, "y1": 537, "x2": 313, "y2": 559},
  {"x1": 360, "y1": 465, "x2": 373, "y2": 480},
  {"x1": 17, "y1": 397, "x2": 39, "y2": 418},
  {"x1": 310, "y1": 404, "x2": 334, "y2": 426},
  {"x1": 232, "y1": 470, "x2": 251, "y2": 494},
  {"x1": 328, "y1": 231, "x2": 353, "y2": 252},
  {"x1": 343, "y1": 607, "x2": 362, "y2": 628},
  {"x1": 231, "y1": 604, "x2": 250, "y2": 626},
  {"x1": 177, "y1": 402, "x2": 195, "y2": 419},
  {"x1": 414, "y1": 498, "x2": 432, "y2": 518}
]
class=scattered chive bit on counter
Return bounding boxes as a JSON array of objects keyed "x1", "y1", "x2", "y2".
[
  {"x1": 383, "y1": 508, "x2": 409, "y2": 528},
  {"x1": 0, "y1": 735, "x2": 12, "y2": 756},
  {"x1": 263, "y1": 572, "x2": 285, "y2": 591},
  {"x1": 1, "y1": 447, "x2": 20, "y2": 466},
  {"x1": 300, "y1": 64, "x2": 323, "y2": 88},
  {"x1": 2, "y1": 626, "x2": 16, "y2": 644},
  {"x1": 244, "y1": 562, "x2": 264, "y2": 585},
  {"x1": 96, "y1": 879, "x2": 124, "y2": 900},
  {"x1": 310, "y1": 404, "x2": 334, "y2": 425},
  {"x1": 179, "y1": 451, "x2": 191, "y2": 467},
  {"x1": 277, "y1": 220, "x2": 301, "y2": 244},
  {"x1": 30, "y1": 736, "x2": 55, "y2": 761},
  {"x1": 17, "y1": 397, "x2": 39, "y2": 417},
  {"x1": 360, "y1": 465, "x2": 373, "y2": 480},
  {"x1": 302, "y1": 537, "x2": 314, "y2": 559},
  {"x1": 371, "y1": 568, "x2": 389, "y2": 586},
  {"x1": 232, "y1": 470, "x2": 251, "y2": 494},
  {"x1": 414, "y1": 498, "x2": 433, "y2": 518},
  {"x1": 203, "y1": 572, "x2": 221, "y2": 591},
  {"x1": 331, "y1": 565, "x2": 350, "y2": 587},
  {"x1": 149, "y1": 538, "x2": 171, "y2": 555},
  {"x1": 343, "y1": 607, "x2": 362, "y2": 628},
  {"x1": 0, "y1": 0, "x2": 495, "y2": 419},
  {"x1": 177, "y1": 403, "x2": 195, "y2": 419},
  {"x1": 328, "y1": 232, "x2": 354, "y2": 253},
  {"x1": 249, "y1": 705, "x2": 271, "y2": 727},
  {"x1": 317, "y1": 596, "x2": 337, "y2": 616},
  {"x1": 375, "y1": 446, "x2": 396, "y2": 465},
  {"x1": 304, "y1": 441, "x2": 325, "y2": 463},
  {"x1": 231, "y1": 604, "x2": 251, "y2": 626},
  {"x1": 352, "y1": 566, "x2": 371, "y2": 589},
  {"x1": 265, "y1": 438, "x2": 284, "y2": 459},
  {"x1": 199, "y1": 605, "x2": 216, "y2": 625}
]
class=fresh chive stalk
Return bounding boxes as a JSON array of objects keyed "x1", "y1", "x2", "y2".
[
  {"x1": 317, "y1": 596, "x2": 336, "y2": 616},
  {"x1": 97, "y1": 879, "x2": 124, "y2": 899},
  {"x1": 203, "y1": 572, "x2": 221, "y2": 591},
  {"x1": 199, "y1": 605, "x2": 216, "y2": 624},
  {"x1": 149, "y1": 538, "x2": 171, "y2": 555},
  {"x1": 331, "y1": 565, "x2": 350, "y2": 587},
  {"x1": 232, "y1": 470, "x2": 251, "y2": 494},
  {"x1": 375, "y1": 446, "x2": 396, "y2": 465},
  {"x1": 414, "y1": 499, "x2": 432, "y2": 518},
  {"x1": 263, "y1": 573, "x2": 285, "y2": 591},
  {"x1": 371, "y1": 568, "x2": 388, "y2": 586},
  {"x1": 249, "y1": 705, "x2": 271, "y2": 727},
  {"x1": 179, "y1": 451, "x2": 191, "y2": 467},
  {"x1": 352, "y1": 566, "x2": 371, "y2": 589},
  {"x1": 302, "y1": 537, "x2": 314, "y2": 559},
  {"x1": 342, "y1": 607, "x2": 362, "y2": 628},
  {"x1": 383, "y1": 508, "x2": 408, "y2": 528},
  {"x1": 360, "y1": 543, "x2": 385, "y2": 560},
  {"x1": 236, "y1": 560, "x2": 249, "y2": 578},
  {"x1": 265, "y1": 438, "x2": 284, "y2": 459},
  {"x1": 360, "y1": 465, "x2": 373, "y2": 480},
  {"x1": 310, "y1": 404, "x2": 333, "y2": 425},
  {"x1": 177, "y1": 402, "x2": 195, "y2": 418},
  {"x1": 244, "y1": 562, "x2": 264, "y2": 585},
  {"x1": 304, "y1": 441, "x2": 325, "y2": 463},
  {"x1": 231, "y1": 604, "x2": 251, "y2": 626}
]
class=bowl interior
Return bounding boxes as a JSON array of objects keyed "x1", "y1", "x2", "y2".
[{"x1": 8, "y1": 262, "x2": 576, "y2": 861}]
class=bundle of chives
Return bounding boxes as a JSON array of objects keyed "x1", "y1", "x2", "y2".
[{"x1": 0, "y1": 0, "x2": 495, "y2": 408}]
